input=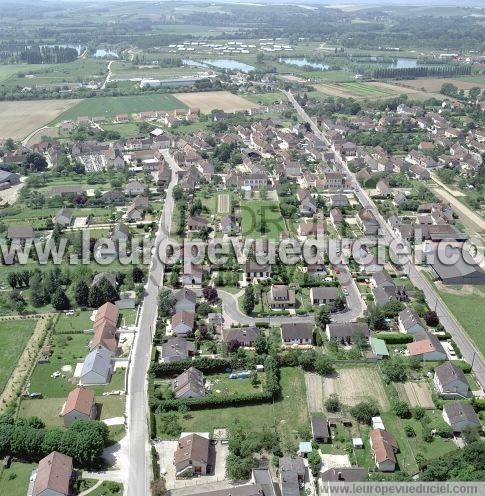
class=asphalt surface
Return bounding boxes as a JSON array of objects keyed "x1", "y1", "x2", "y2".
[
  {"x1": 125, "y1": 150, "x2": 179, "y2": 496},
  {"x1": 284, "y1": 90, "x2": 485, "y2": 388}
]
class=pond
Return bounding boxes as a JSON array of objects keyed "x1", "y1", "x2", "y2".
[
  {"x1": 392, "y1": 57, "x2": 418, "y2": 68},
  {"x1": 278, "y1": 57, "x2": 329, "y2": 70},
  {"x1": 201, "y1": 59, "x2": 255, "y2": 72}
]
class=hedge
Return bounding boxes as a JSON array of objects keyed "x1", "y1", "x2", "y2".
[
  {"x1": 450, "y1": 360, "x2": 472, "y2": 373},
  {"x1": 150, "y1": 357, "x2": 231, "y2": 378},
  {"x1": 154, "y1": 391, "x2": 273, "y2": 412},
  {"x1": 374, "y1": 332, "x2": 414, "y2": 344}
]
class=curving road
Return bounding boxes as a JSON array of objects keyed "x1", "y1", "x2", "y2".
[
  {"x1": 125, "y1": 150, "x2": 179, "y2": 496},
  {"x1": 283, "y1": 89, "x2": 485, "y2": 388}
]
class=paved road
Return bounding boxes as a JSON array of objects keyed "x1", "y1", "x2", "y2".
[
  {"x1": 125, "y1": 151, "x2": 179, "y2": 496},
  {"x1": 284, "y1": 89, "x2": 485, "y2": 387}
]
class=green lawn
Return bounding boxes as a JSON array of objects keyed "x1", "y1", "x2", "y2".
[
  {"x1": 207, "y1": 372, "x2": 264, "y2": 395},
  {"x1": 0, "y1": 319, "x2": 36, "y2": 394},
  {"x1": 0, "y1": 462, "x2": 35, "y2": 496},
  {"x1": 240, "y1": 200, "x2": 285, "y2": 239},
  {"x1": 162, "y1": 367, "x2": 308, "y2": 449},
  {"x1": 243, "y1": 92, "x2": 283, "y2": 105},
  {"x1": 54, "y1": 94, "x2": 187, "y2": 121},
  {"x1": 434, "y1": 286, "x2": 485, "y2": 357},
  {"x1": 55, "y1": 310, "x2": 95, "y2": 334}
]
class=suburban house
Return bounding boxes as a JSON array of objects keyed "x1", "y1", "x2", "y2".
[
  {"x1": 280, "y1": 322, "x2": 313, "y2": 346},
  {"x1": 442, "y1": 402, "x2": 481, "y2": 433},
  {"x1": 161, "y1": 336, "x2": 196, "y2": 363},
  {"x1": 310, "y1": 287, "x2": 339, "y2": 306},
  {"x1": 89, "y1": 320, "x2": 117, "y2": 355},
  {"x1": 111, "y1": 223, "x2": 131, "y2": 243},
  {"x1": 330, "y1": 208, "x2": 343, "y2": 228},
  {"x1": 268, "y1": 285, "x2": 296, "y2": 309},
  {"x1": 59, "y1": 387, "x2": 96, "y2": 427},
  {"x1": 222, "y1": 327, "x2": 261, "y2": 347},
  {"x1": 125, "y1": 203, "x2": 144, "y2": 221},
  {"x1": 279, "y1": 456, "x2": 305, "y2": 496},
  {"x1": 32, "y1": 451, "x2": 73, "y2": 496},
  {"x1": 172, "y1": 367, "x2": 205, "y2": 399},
  {"x1": 357, "y1": 209, "x2": 380, "y2": 235},
  {"x1": 311, "y1": 415, "x2": 330, "y2": 443},
  {"x1": 245, "y1": 260, "x2": 271, "y2": 281},
  {"x1": 186, "y1": 215, "x2": 210, "y2": 231},
  {"x1": 320, "y1": 467, "x2": 367, "y2": 483},
  {"x1": 183, "y1": 263, "x2": 204, "y2": 285},
  {"x1": 171, "y1": 310, "x2": 195, "y2": 336},
  {"x1": 433, "y1": 362, "x2": 471, "y2": 399},
  {"x1": 174, "y1": 433, "x2": 211, "y2": 477},
  {"x1": 376, "y1": 178, "x2": 392, "y2": 196},
  {"x1": 297, "y1": 189, "x2": 317, "y2": 216},
  {"x1": 406, "y1": 333, "x2": 447, "y2": 361},
  {"x1": 53, "y1": 208, "x2": 73, "y2": 227},
  {"x1": 398, "y1": 308, "x2": 426, "y2": 336},
  {"x1": 7, "y1": 226, "x2": 35, "y2": 241},
  {"x1": 174, "y1": 288, "x2": 197, "y2": 313},
  {"x1": 79, "y1": 346, "x2": 112, "y2": 385},
  {"x1": 369, "y1": 429, "x2": 398, "y2": 472},
  {"x1": 124, "y1": 180, "x2": 147, "y2": 196},
  {"x1": 326, "y1": 323, "x2": 370, "y2": 345}
]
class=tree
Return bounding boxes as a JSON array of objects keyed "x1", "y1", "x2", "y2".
[
  {"x1": 315, "y1": 304, "x2": 331, "y2": 328},
  {"x1": 242, "y1": 285, "x2": 255, "y2": 315},
  {"x1": 315, "y1": 355, "x2": 335, "y2": 376},
  {"x1": 88, "y1": 284, "x2": 105, "y2": 308},
  {"x1": 423, "y1": 311, "x2": 439, "y2": 327},
  {"x1": 98, "y1": 278, "x2": 119, "y2": 303},
  {"x1": 324, "y1": 394, "x2": 341, "y2": 412},
  {"x1": 392, "y1": 400, "x2": 411, "y2": 419},
  {"x1": 254, "y1": 334, "x2": 269, "y2": 355},
  {"x1": 132, "y1": 266, "x2": 144, "y2": 283},
  {"x1": 158, "y1": 288, "x2": 176, "y2": 318},
  {"x1": 367, "y1": 304, "x2": 387, "y2": 330},
  {"x1": 29, "y1": 271, "x2": 48, "y2": 307},
  {"x1": 381, "y1": 357, "x2": 408, "y2": 383},
  {"x1": 151, "y1": 479, "x2": 167, "y2": 496},
  {"x1": 51, "y1": 288, "x2": 70, "y2": 310},
  {"x1": 202, "y1": 286, "x2": 218, "y2": 304},
  {"x1": 75, "y1": 280, "x2": 90, "y2": 307},
  {"x1": 404, "y1": 424, "x2": 416, "y2": 437},
  {"x1": 308, "y1": 449, "x2": 321, "y2": 476},
  {"x1": 250, "y1": 370, "x2": 259, "y2": 387},
  {"x1": 381, "y1": 299, "x2": 405, "y2": 318},
  {"x1": 7, "y1": 272, "x2": 17, "y2": 289},
  {"x1": 23, "y1": 152, "x2": 48, "y2": 172},
  {"x1": 350, "y1": 400, "x2": 379, "y2": 424}
]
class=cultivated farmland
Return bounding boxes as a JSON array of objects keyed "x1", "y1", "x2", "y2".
[
  {"x1": 55, "y1": 93, "x2": 187, "y2": 121},
  {"x1": 0, "y1": 100, "x2": 79, "y2": 140},
  {"x1": 395, "y1": 381, "x2": 435, "y2": 409},
  {"x1": 322, "y1": 367, "x2": 389, "y2": 409},
  {"x1": 173, "y1": 90, "x2": 258, "y2": 113},
  {"x1": 396, "y1": 77, "x2": 485, "y2": 92}
]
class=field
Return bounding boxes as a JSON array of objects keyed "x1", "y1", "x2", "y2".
[
  {"x1": 217, "y1": 193, "x2": 231, "y2": 214},
  {"x1": 110, "y1": 60, "x2": 202, "y2": 80},
  {"x1": 0, "y1": 99, "x2": 79, "y2": 140},
  {"x1": 396, "y1": 77, "x2": 485, "y2": 92},
  {"x1": 55, "y1": 93, "x2": 187, "y2": 121},
  {"x1": 321, "y1": 366, "x2": 390, "y2": 410},
  {"x1": 240, "y1": 200, "x2": 285, "y2": 239},
  {"x1": 395, "y1": 381, "x2": 435, "y2": 409},
  {"x1": 312, "y1": 81, "x2": 400, "y2": 100},
  {"x1": 161, "y1": 368, "x2": 309, "y2": 447},
  {"x1": 243, "y1": 92, "x2": 284, "y2": 105},
  {"x1": 0, "y1": 319, "x2": 36, "y2": 394},
  {"x1": 173, "y1": 90, "x2": 257, "y2": 113},
  {"x1": 0, "y1": 462, "x2": 35, "y2": 496},
  {"x1": 368, "y1": 81, "x2": 449, "y2": 101}
]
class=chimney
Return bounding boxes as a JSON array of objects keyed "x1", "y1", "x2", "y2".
[{"x1": 338, "y1": 471, "x2": 343, "y2": 481}]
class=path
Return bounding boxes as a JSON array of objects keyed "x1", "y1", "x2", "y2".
[
  {"x1": 124, "y1": 150, "x2": 179, "y2": 496},
  {"x1": 21, "y1": 125, "x2": 49, "y2": 146},
  {"x1": 0, "y1": 314, "x2": 55, "y2": 412},
  {"x1": 79, "y1": 480, "x2": 103, "y2": 496},
  {"x1": 102, "y1": 60, "x2": 114, "y2": 90}
]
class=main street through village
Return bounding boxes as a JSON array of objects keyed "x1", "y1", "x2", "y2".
[
  {"x1": 125, "y1": 150, "x2": 180, "y2": 496},
  {"x1": 284, "y1": 89, "x2": 485, "y2": 388}
]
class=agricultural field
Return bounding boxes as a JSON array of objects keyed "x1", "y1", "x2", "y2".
[
  {"x1": 396, "y1": 76, "x2": 485, "y2": 92},
  {"x1": 0, "y1": 99, "x2": 79, "y2": 140},
  {"x1": 240, "y1": 200, "x2": 286, "y2": 239},
  {"x1": 311, "y1": 81, "x2": 401, "y2": 100},
  {"x1": 0, "y1": 319, "x2": 37, "y2": 394},
  {"x1": 243, "y1": 92, "x2": 284, "y2": 105},
  {"x1": 55, "y1": 93, "x2": 187, "y2": 121},
  {"x1": 395, "y1": 381, "x2": 435, "y2": 409},
  {"x1": 321, "y1": 366, "x2": 390, "y2": 410},
  {"x1": 173, "y1": 90, "x2": 257, "y2": 113}
]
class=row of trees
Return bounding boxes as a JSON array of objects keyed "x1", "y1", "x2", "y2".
[{"x1": 371, "y1": 64, "x2": 471, "y2": 80}]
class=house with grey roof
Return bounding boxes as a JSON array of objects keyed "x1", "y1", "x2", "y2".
[
  {"x1": 279, "y1": 457, "x2": 305, "y2": 496},
  {"x1": 398, "y1": 308, "x2": 426, "y2": 336},
  {"x1": 0, "y1": 169, "x2": 20, "y2": 189},
  {"x1": 310, "y1": 287, "x2": 339, "y2": 306},
  {"x1": 174, "y1": 288, "x2": 197, "y2": 313},
  {"x1": 222, "y1": 327, "x2": 261, "y2": 347},
  {"x1": 111, "y1": 223, "x2": 131, "y2": 243},
  {"x1": 7, "y1": 226, "x2": 35, "y2": 241},
  {"x1": 172, "y1": 367, "x2": 205, "y2": 399},
  {"x1": 434, "y1": 362, "x2": 471, "y2": 399},
  {"x1": 53, "y1": 208, "x2": 73, "y2": 227},
  {"x1": 326, "y1": 323, "x2": 370, "y2": 345},
  {"x1": 161, "y1": 336, "x2": 196, "y2": 363},
  {"x1": 79, "y1": 347, "x2": 112, "y2": 385},
  {"x1": 280, "y1": 322, "x2": 313, "y2": 346},
  {"x1": 442, "y1": 402, "x2": 481, "y2": 433},
  {"x1": 311, "y1": 415, "x2": 330, "y2": 443}
]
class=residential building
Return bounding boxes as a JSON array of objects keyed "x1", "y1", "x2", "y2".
[
  {"x1": 280, "y1": 322, "x2": 313, "y2": 346},
  {"x1": 245, "y1": 260, "x2": 271, "y2": 281},
  {"x1": 174, "y1": 288, "x2": 197, "y2": 313},
  {"x1": 161, "y1": 336, "x2": 196, "y2": 363},
  {"x1": 268, "y1": 285, "x2": 296, "y2": 309},
  {"x1": 171, "y1": 310, "x2": 195, "y2": 336},
  {"x1": 406, "y1": 333, "x2": 447, "y2": 361},
  {"x1": 311, "y1": 415, "x2": 330, "y2": 443},
  {"x1": 442, "y1": 402, "x2": 481, "y2": 433},
  {"x1": 53, "y1": 208, "x2": 73, "y2": 227},
  {"x1": 326, "y1": 323, "x2": 370, "y2": 345},
  {"x1": 79, "y1": 347, "x2": 112, "y2": 385},
  {"x1": 434, "y1": 362, "x2": 471, "y2": 399},
  {"x1": 320, "y1": 467, "x2": 367, "y2": 483},
  {"x1": 398, "y1": 308, "x2": 426, "y2": 336},
  {"x1": 357, "y1": 209, "x2": 379, "y2": 235},
  {"x1": 172, "y1": 367, "x2": 205, "y2": 399},
  {"x1": 174, "y1": 433, "x2": 211, "y2": 477},
  {"x1": 59, "y1": 387, "x2": 96, "y2": 427},
  {"x1": 310, "y1": 287, "x2": 339, "y2": 306},
  {"x1": 370, "y1": 429, "x2": 398, "y2": 472},
  {"x1": 222, "y1": 327, "x2": 261, "y2": 347},
  {"x1": 32, "y1": 452, "x2": 73, "y2": 496}
]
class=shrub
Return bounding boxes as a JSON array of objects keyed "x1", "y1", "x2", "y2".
[
  {"x1": 404, "y1": 424, "x2": 416, "y2": 437},
  {"x1": 374, "y1": 332, "x2": 413, "y2": 344},
  {"x1": 350, "y1": 400, "x2": 379, "y2": 424}
]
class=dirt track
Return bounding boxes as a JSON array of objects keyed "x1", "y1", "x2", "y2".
[{"x1": 305, "y1": 372, "x2": 324, "y2": 413}]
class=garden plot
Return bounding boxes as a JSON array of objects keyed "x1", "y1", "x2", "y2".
[{"x1": 395, "y1": 381, "x2": 435, "y2": 409}]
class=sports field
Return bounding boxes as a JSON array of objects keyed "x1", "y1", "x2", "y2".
[
  {"x1": 0, "y1": 99, "x2": 78, "y2": 140},
  {"x1": 55, "y1": 93, "x2": 187, "y2": 121},
  {"x1": 173, "y1": 90, "x2": 257, "y2": 113}
]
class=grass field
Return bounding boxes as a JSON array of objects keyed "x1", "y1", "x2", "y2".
[
  {"x1": 0, "y1": 99, "x2": 79, "y2": 140},
  {"x1": 165, "y1": 368, "x2": 308, "y2": 447},
  {"x1": 397, "y1": 77, "x2": 485, "y2": 92},
  {"x1": 311, "y1": 81, "x2": 399, "y2": 100},
  {"x1": 173, "y1": 90, "x2": 257, "y2": 113},
  {"x1": 55, "y1": 93, "x2": 187, "y2": 121},
  {"x1": 0, "y1": 462, "x2": 35, "y2": 496},
  {"x1": 243, "y1": 92, "x2": 284, "y2": 105},
  {"x1": 110, "y1": 61, "x2": 202, "y2": 80},
  {"x1": 240, "y1": 200, "x2": 285, "y2": 239},
  {"x1": 0, "y1": 319, "x2": 36, "y2": 394},
  {"x1": 434, "y1": 285, "x2": 485, "y2": 357}
]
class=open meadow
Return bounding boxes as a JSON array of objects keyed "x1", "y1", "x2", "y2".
[
  {"x1": 0, "y1": 100, "x2": 79, "y2": 140},
  {"x1": 173, "y1": 90, "x2": 258, "y2": 113}
]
